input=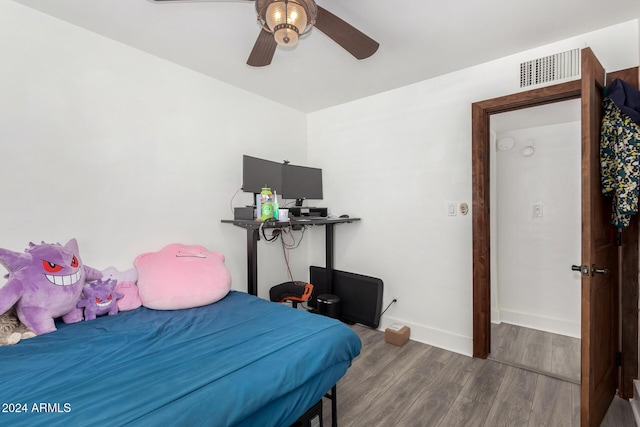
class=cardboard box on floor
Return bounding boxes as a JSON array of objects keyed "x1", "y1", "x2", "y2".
[{"x1": 384, "y1": 323, "x2": 410, "y2": 346}]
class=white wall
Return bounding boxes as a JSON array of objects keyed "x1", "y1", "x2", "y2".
[
  {"x1": 2, "y1": 1, "x2": 639, "y2": 356},
  {"x1": 0, "y1": 1, "x2": 308, "y2": 299},
  {"x1": 494, "y1": 122, "x2": 582, "y2": 338},
  {"x1": 307, "y1": 20, "x2": 640, "y2": 355}
]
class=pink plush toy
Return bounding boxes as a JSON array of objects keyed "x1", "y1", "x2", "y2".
[
  {"x1": 101, "y1": 266, "x2": 141, "y2": 311},
  {"x1": 134, "y1": 243, "x2": 231, "y2": 310}
]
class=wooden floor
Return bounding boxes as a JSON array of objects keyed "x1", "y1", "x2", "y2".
[
  {"x1": 322, "y1": 324, "x2": 636, "y2": 427},
  {"x1": 490, "y1": 322, "x2": 581, "y2": 384}
]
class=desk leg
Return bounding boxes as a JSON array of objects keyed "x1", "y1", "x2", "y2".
[
  {"x1": 325, "y1": 224, "x2": 335, "y2": 294},
  {"x1": 247, "y1": 228, "x2": 259, "y2": 296}
]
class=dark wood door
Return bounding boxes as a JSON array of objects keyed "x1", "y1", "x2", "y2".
[
  {"x1": 579, "y1": 47, "x2": 618, "y2": 427},
  {"x1": 605, "y1": 66, "x2": 640, "y2": 401},
  {"x1": 472, "y1": 50, "x2": 639, "y2": 426}
]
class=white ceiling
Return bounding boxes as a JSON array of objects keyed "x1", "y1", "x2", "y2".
[{"x1": 12, "y1": 0, "x2": 640, "y2": 113}]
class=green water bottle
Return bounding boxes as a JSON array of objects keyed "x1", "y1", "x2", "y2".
[
  {"x1": 273, "y1": 190, "x2": 279, "y2": 220},
  {"x1": 260, "y1": 187, "x2": 273, "y2": 221}
]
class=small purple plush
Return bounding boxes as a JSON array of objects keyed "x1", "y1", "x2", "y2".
[
  {"x1": 77, "y1": 279, "x2": 123, "y2": 320},
  {"x1": 0, "y1": 239, "x2": 102, "y2": 335},
  {"x1": 101, "y1": 266, "x2": 141, "y2": 311}
]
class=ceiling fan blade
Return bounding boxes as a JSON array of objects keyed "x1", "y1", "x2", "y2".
[
  {"x1": 314, "y1": 6, "x2": 379, "y2": 60},
  {"x1": 247, "y1": 29, "x2": 277, "y2": 67}
]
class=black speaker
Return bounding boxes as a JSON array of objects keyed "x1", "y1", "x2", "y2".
[{"x1": 316, "y1": 294, "x2": 340, "y2": 318}]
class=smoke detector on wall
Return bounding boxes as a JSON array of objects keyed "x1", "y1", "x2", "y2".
[
  {"x1": 497, "y1": 137, "x2": 515, "y2": 151},
  {"x1": 522, "y1": 140, "x2": 535, "y2": 157}
]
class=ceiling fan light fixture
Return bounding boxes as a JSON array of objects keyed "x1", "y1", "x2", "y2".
[
  {"x1": 272, "y1": 24, "x2": 300, "y2": 46},
  {"x1": 258, "y1": 0, "x2": 317, "y2": 47}
]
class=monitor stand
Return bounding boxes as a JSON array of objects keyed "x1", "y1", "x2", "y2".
[{"x1": 289, "y1": 206, "x2": 328, "y2": 217}]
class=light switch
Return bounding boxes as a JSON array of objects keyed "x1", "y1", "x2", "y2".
[
  {"x1": 448, "y1": 203, "x2": 457, "y2": 216},
  {"x1": 533, "y1": 204, "x2": 543, "y2": 218}
]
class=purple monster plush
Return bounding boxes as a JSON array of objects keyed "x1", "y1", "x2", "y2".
[
  {"x1": 0, "y1": 239, "x2": 102, "y2": 335},
  {"x1": 77, "y1": 279, "x2": 123, "y2": 320}
]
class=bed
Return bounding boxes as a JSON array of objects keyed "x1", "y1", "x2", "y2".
[{"x1": 0, "y1": 290, "x2": 361, "y2": 426}]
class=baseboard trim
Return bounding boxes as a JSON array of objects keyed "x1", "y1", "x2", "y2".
[
  {"x1": 378, "y1": 316, "x2": 473, "y2": 357},
  {"x1": 497, "y1": 308, "x2": 580, "y2": 338},
  {"x1": 491, "y1": 308, "x2": 501, "y2": 323}
]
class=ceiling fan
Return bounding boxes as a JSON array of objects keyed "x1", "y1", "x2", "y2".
[{"x1": 150, "y1": 0, "x2": 379, "y2": 67}]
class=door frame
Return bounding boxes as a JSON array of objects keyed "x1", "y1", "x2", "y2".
[
  {"x1": 471, "y1": 62, "x2": 638, "y2": 397},
  {"x1": 471, "y1": 79, "x2": 582, "y2": 357}
]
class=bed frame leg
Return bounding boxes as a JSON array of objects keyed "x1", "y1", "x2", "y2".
[
  {"x1": 324, "y1": 385, "x2": 338, "y2": 427},
  {"x1": 331, "y1": 385, "x2": 337, "y2": 427}
]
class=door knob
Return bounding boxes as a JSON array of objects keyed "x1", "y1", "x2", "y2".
[{"x1": 571, "y1": 264, "x2": 589, "y2": 276}]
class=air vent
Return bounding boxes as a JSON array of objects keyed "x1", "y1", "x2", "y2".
[{"x1": 520, "y1": 48, "x2": 580, "y2": 88}]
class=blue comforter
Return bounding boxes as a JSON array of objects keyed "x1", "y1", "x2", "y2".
[{"x1": 0, "y1": 291, "x2": 361, "y2": 426}]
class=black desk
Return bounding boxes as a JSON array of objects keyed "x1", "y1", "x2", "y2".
[{"x1": 221, "y1": 217, "x2": 360, "y2": 296}]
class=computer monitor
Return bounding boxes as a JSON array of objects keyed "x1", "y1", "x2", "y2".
[
  {"x1": 282, "y1": 164, "x2": 323, "y2": 206},
  {"x1": 242, "y1": 155, "x2": 283, "y2": 194}
]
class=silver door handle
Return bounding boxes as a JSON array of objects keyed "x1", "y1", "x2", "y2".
[{"x1": 593, "y1": 267, "x2": 609, "y2": 275}]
